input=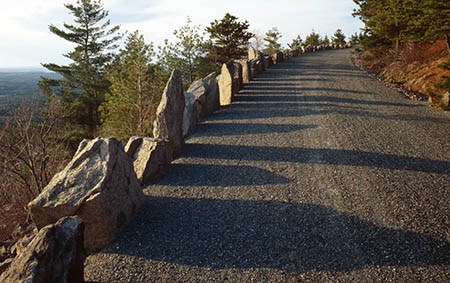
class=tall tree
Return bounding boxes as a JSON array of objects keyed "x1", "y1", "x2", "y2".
[
  {"x1": 39, "y1": 0, "x2": 121, "y2": 143},
  {"x1": 332, "y1": 29, "x2": 347, "y2": 46},
  {"x1": 205, "y1": 13, "x2": 254, "y2": 65},
  {"x1": 159, "y1": 17, "x2": 207, "y2": 87},
  {"x1": 288, "y1": 35, "x2": 303, "y2": 50},
  {"x1": 422, "y1": 0, "x2": 450, "y2": 53},
  {"x1": 264, "y1": 27, "x2": 282, "y2": 54},
  {"x1": 101, "y1": 31, "x2": 163, "y2": 142},
  {"x1": 304, "y1": 30, "x2": 321, "y2": 46},
  {"x1": 322, "y1": 35, "x2": 331, "y2": 46}
]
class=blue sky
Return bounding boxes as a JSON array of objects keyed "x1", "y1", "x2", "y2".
[{"x1": 0, "y1": 0, "x2": 363, "y2": 68}]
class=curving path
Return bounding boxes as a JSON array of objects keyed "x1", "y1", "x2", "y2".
[{"x1": 86, "y1": 49, "x2": 450, "y2": 282}]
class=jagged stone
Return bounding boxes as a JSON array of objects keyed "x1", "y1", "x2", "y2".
[
  {"x1": 258, "y1": 51, "x2": 266, "y2": 72},
  {"x1": 0, "y1": 216, "x2": 85, "y2": 283},
  {"x1": 248, "y1": 47, "x2": 258, "y2": 60},
  {"x1": 203, "y1": 72, "x2": 220, "y2": 115},
  {"x1": 153, "y1": 69, "x2": 185, "y2": 156},
  {"x1": 125, "y1": 137, "x2": 172, "y2": 183},
  {"x1": 264, "y1": 55, "x2": 273, "y2": 69},
  {"x1": 182, "y1": 92, "x2": 201, "y2": 137},
  {"x1": 232, "y1": 61, "x2": 243, "y2": 91},
  {"x1": 218, "y1": 62, "x2": 234, "y2": 106},
  {"x1": 28, "y1": 138, "x2": 144, "y2": 252},
  {"x1": 187, "y1": 79, "x2": 207, "y2": 113},
  {"x1": 272, "y1": 52, "x2": 284, "y2": 64},
  {"x1": 238, "y1": 59, "x2": 251, "y2": 84}
]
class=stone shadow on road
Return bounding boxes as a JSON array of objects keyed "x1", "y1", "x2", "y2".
[
  {"x1": 153, "y1": 164, "x2": 291, "y2": 187},
  {"x1": 192, "y1": 123, "x2": 317, "y2": 137},
  {"x1": 106, "y1": 196, "x2": 450, "y2": 273},
  {"x1": 182, "y1": 144, "x2": 450, "y2": 176}
]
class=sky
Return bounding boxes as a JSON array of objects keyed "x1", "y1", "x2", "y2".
[{"x1": 0, "y1": 0, "x2": 363, "y2": 69}]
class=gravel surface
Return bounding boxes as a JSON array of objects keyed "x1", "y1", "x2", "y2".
[{"x1": 85, "y1": 49, "x2": 450, "y2": 282}]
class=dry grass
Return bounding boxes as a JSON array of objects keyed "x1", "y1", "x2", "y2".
[{"x1": 363, "y1": 40, "x2": 450, "y2": 100}]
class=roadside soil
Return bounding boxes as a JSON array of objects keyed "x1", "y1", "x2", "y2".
[{"x1": 356, "y1": 40, "x2": 450, "y2": 109}]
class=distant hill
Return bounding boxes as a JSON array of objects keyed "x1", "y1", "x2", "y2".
[
  {"x1": 0, "y1": 71, "x2": 60, "y2": 97},
  {"x1": 0, "y1": 71, "x2": 61, "y2": 117}
]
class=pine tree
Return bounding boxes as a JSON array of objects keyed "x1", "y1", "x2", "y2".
[
  {"x1": 205, "y1": 13, "x2": 254, "y2": 65},
  {"x1": 422, "y1": 0, "x2": 450, "y2": 54},
  {"x1": 101, "y1": 31, "x2": 164, "y2": 142},
  {"x1": 159, "y1": 17, "x2": 207, "y2": 88},
  {"x1": 322, "y1": 35, "x2": 331, "y2": 46},
  {"x1": 332, "y1": 29, "x2": 347, "y2": 46},
  {"x1": 39, "y1": 0, "x2": 120, "y2": 143},
  {"x1": 304, "y1": 30, "x2": 321, "y2": 46},
  {"x1": 264, "y1": 27, "x2": 282, "y2": 54},
  {"x1": 288, "y1": 35, "x2": 303, "y2": 50}
]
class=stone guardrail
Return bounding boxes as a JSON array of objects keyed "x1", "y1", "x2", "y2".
[{"x1": 0, "y1": 43, "x2": 352, "y2": 281}]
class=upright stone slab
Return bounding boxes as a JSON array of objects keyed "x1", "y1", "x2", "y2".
[
  {"x1": 258, "y1": 51, "x2": 266, "y2": 72},
  {"x1": 272, "y1": 52, "x2": 284, "y2": 64},
  {"x1": 248, "y1": 46, "x2": 258, "y2": 60},
  {"x1": 182, "y1": 91, "x2": 201, "y2": 136},
  {"x1": 238, "y1": 59, "x2": 251, "y2": 84},
  {"x1": 0, "y1": 217, "x2": 85, "y2": 283},
  {"x1": 218, "y1": 62, "x2": 234, "y2": 106},
  {"x1": 153, "y1": 69, "x2": 185, "y2": 156},
  {"x1": 125, "y1": 137, "x2": 172, "y2": 184},
  {"x1": 264, "y1": 55, "x2": 273, "y2": 69},
  {"x1": 249, "y1": 59, "x2": 258, "y2": 80},
  {"x1": 232, "y1": 61, "x2": 243, "y2": 92},
  {"x1": 187, "y1": 78, "x2": 208, "y2": 114},
  {"x1": 203, "y1": 72, "x2": 219, "y2": 114},
  {"x1": 28, "y1": 138, "x2": 144, "y2": 252}
]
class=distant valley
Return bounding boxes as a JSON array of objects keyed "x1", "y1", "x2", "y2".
[{"x1": 0, "y1": 71, "x2": 60, "y2": 116}]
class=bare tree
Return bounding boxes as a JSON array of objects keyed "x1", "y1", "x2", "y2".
[
  {"x1": 0, "y1": 101, "x2": 69, "y2": 206},
  {"x1": 249, "y1": 30, "x2": 265, "y2": 51}
]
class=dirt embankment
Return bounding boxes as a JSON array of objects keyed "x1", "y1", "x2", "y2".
[{"x1": 358, "y1": 40, "x2": 450, "y2": 110}]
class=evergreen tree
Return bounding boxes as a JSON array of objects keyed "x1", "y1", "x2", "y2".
[
  {"x1": 159, "y1": 17, "x2": 207, "y2": 88},
  {"x1": 205, "y1": 13, "x2": 254, "y2": 65},
  {"x1": 304, "y1": 30, "x2": 321, "y2": 46},
  {"x1": 264, "y1": 27, "x2": 282, "y2": 54},
  {"x1": 422, "y1": 0, "x2": 450, "y2": 53},
  {"x1": 288, "y1": 35, "x2": 303, "y2": 50},
  {"x1": 322, "y1": 35, "x2": 331, "y2": 46},
  {"x1": 39, "y1": 0, "x2": 120, "y2": 143},
  {"x1": 332, "y1": 29, "x2": 347, "y2": 46},
  {"x1": 101, "y1": 31, "x2": 164, "y2": 142}
]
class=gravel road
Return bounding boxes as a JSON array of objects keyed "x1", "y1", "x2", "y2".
[{"x1": 85, "y1": 49, "x2": 450, "y2": 282}]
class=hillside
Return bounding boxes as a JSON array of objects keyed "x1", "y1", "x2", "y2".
[{"x1": 359, "y1": 41, "x2": 450, "y2": 110}]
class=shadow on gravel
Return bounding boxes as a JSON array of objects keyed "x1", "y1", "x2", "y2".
[
  {"x1": 192, "y1": 123, "x2": 317, "y2": 137},
  {"x1": 183, "y1": 144, "x2": 450, "y2": 176},
  {"x1": 108, "y1": 197, "x2": 450, "y2": 273},
  {"x1": 154, "y1": 164, "x2": 291, "y2": 187},
  {"x1": 236, "y1": 93, "x2": 418, "y2": 108}
]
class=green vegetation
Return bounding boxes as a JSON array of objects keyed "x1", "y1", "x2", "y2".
[
  {"x1": 354, "y1": 0, "x2": 450, "y2": 105},
  {"x1": 39, "y1": 0, "x2": 121, "y2": 142},
  {"x1": 332, "y1": 29, "x2": 346, "y2": 46},
  {"x1": 304, "y1": 30, "x2": 321, "y2": 46},
  {"x1": 288, "y1": 35, "x2": 303, "y2": 50},
  {"x1": 205, "y1": 13, "x2": 254, "y2": 65},
  {"x1": 264, "y1": 27, "x2": 282, "y2": 54},
  {"x1": 101, "y1": 31, "x2": 164, "y2": 142},
  {"x1": 158, "y1": 17, "x2": 210, "y2": 88},
  {"x1": 353, "y1": 0, "x2": 450, "y2": 54}
]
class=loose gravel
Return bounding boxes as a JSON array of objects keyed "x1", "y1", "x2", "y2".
[{"x1": 85, "y1": 49, "x2": 450, "y2": 282}]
